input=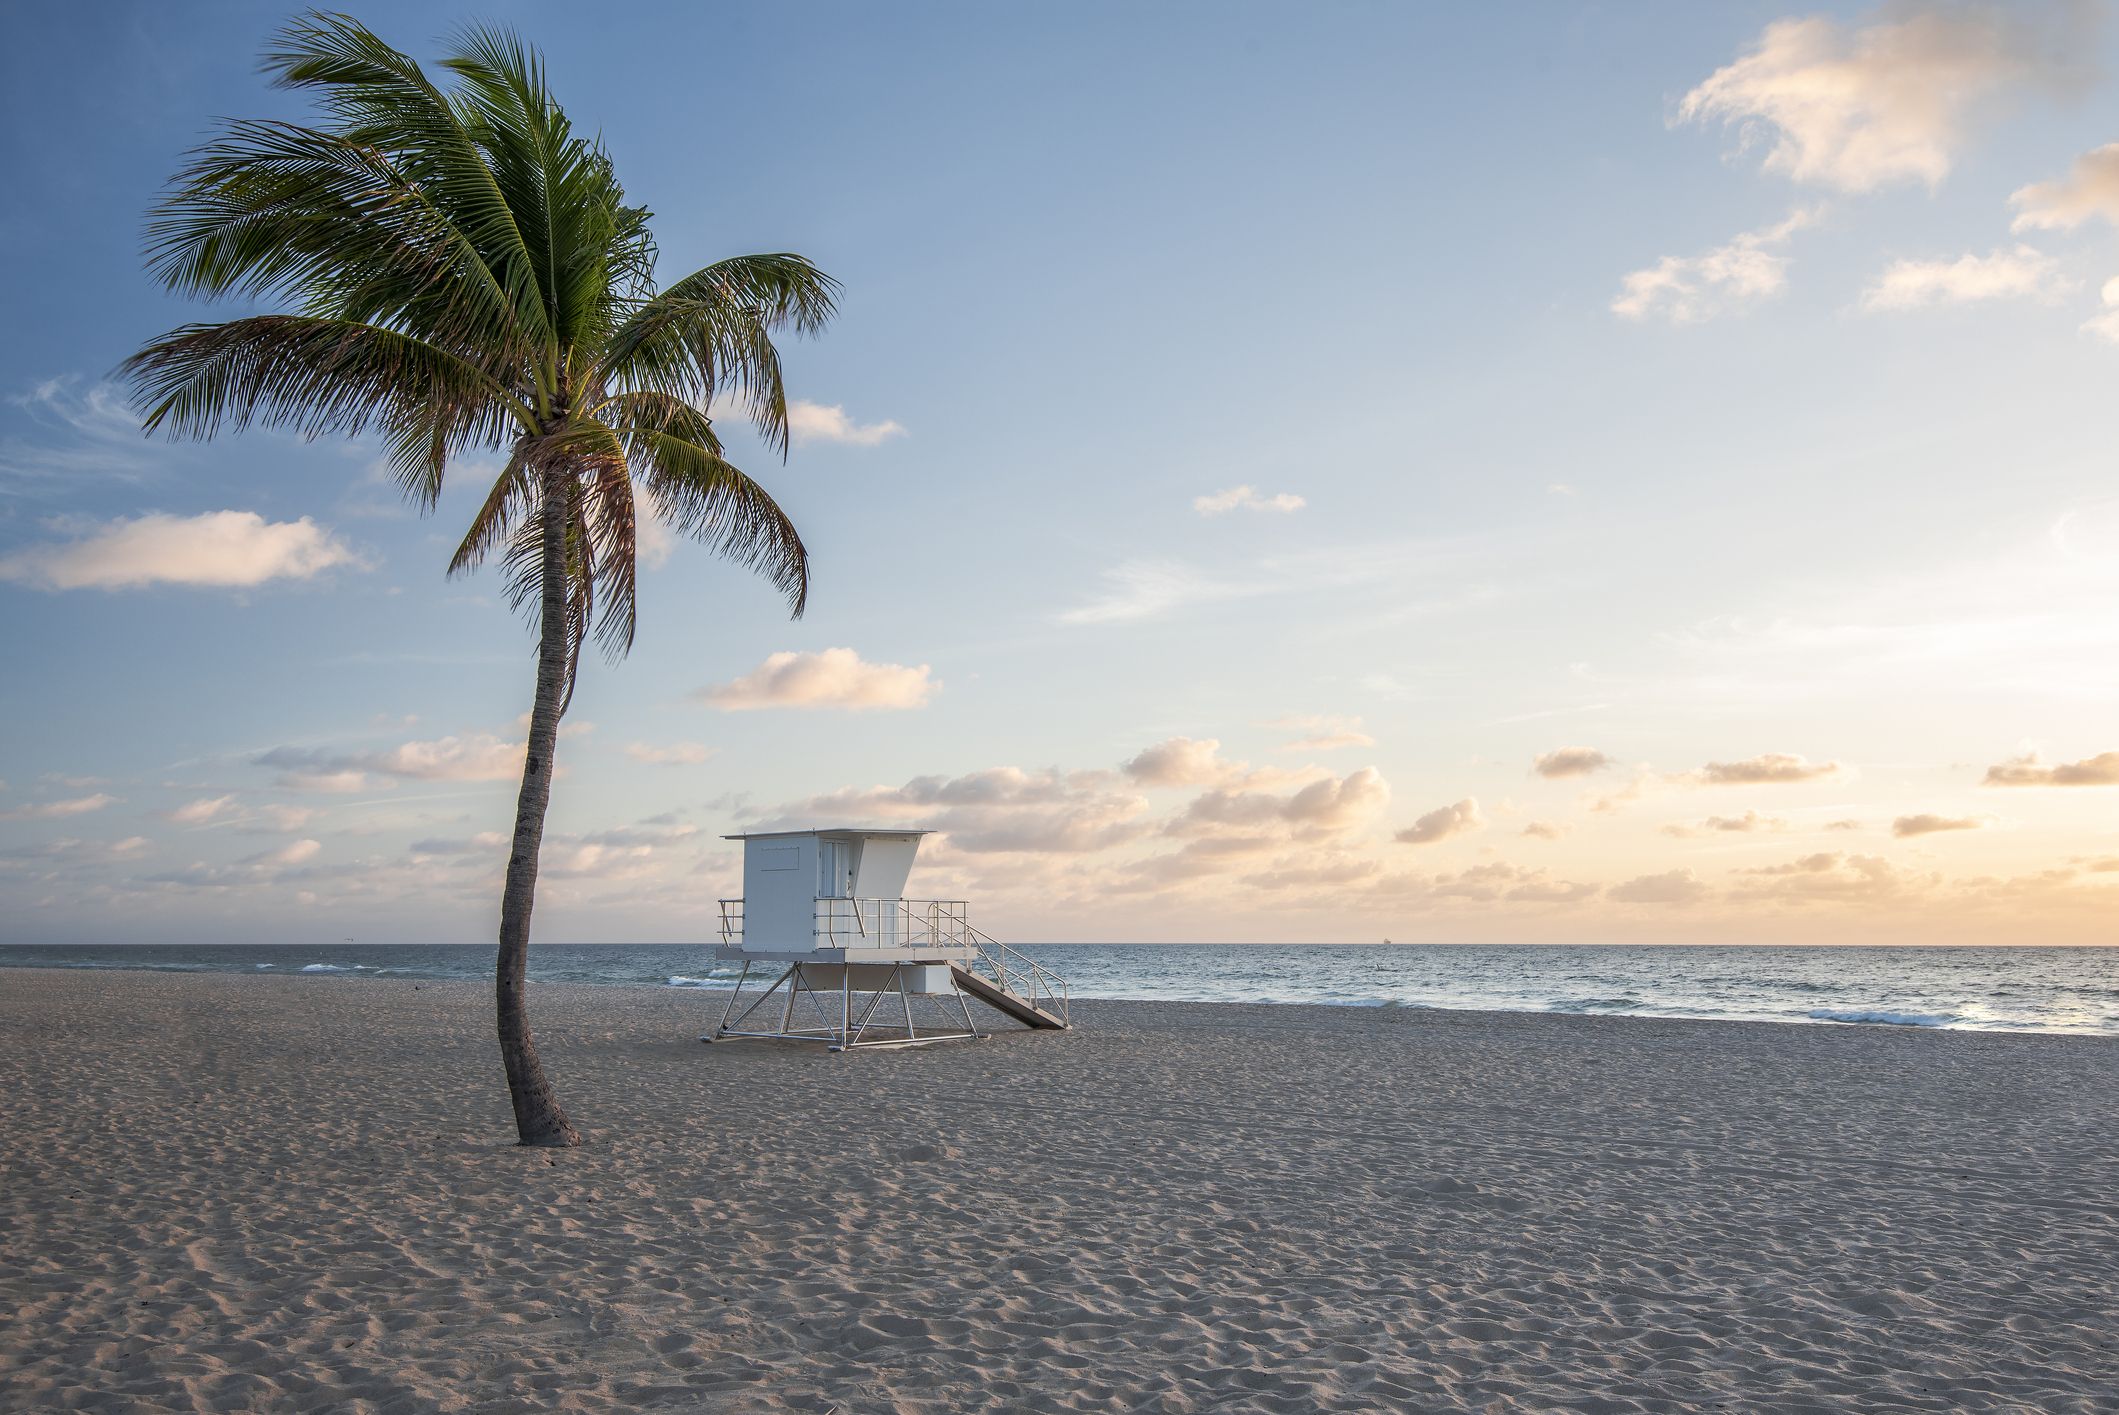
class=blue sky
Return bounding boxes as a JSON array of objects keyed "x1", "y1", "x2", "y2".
[{"x1": 5, "y1": 1, "x2": 2119, "y2": 946}]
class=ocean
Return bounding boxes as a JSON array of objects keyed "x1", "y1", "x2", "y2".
[{"x1": 3, "y1": 942, "x2": 2116, "y2": 1036}]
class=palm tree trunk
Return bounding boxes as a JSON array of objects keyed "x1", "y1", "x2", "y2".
[{"x1": 494, "y1": 460, "x2": 582, "y2": 1147}]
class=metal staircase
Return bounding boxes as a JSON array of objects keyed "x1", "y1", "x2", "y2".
[{"x1": 954, "y1": 927, "x2": 1069, "y2": 1030}]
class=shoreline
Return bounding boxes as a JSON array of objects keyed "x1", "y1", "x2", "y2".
[
  {"x1": 4, "y1": 968, "x2": 2116, "y2": 1412},
  {"x1": 1, "y1": 958, "x2": 2114, "y2": 1040}
]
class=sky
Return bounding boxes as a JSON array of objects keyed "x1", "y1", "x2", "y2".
[{"x1": 3, "y1": 0, "x2": 2119, "y2": 947}]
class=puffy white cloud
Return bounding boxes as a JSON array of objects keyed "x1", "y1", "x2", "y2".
[
  {"x1": 0, "y1": 793, "x2": 115, "y2": 821},
  {"x1": 1177, "y1": 768, "x2": 1391, "y2": 839},
  {"x1": 1893, "y1": 812, "x2": 1985, "y2": 837},
  {"x1": 1609, "y1": 868, "x2": 1709, "y2": 905},
  {"x1": 2011, "y1": 143, "x2": 2119, "y2": 232},
  {"x1": 1612, "y1": 208, "x2": 1818, "y2": 323},
  {"x1": 1194, "y1": 485, "x2": 1306, "y2": 515},
  {"x1": 787, "y1": 400, "x2": 905, "y2": 447},
  {"x1": 701, "y1": 648, "x2": 936, "y2": 712},
  {"x1": 1123, "y1": 737, "x2": 1237, "y2": 787},
  {"x1": 1984, "y1": 750, "x2": 2119, "y2": 786},
  {"x1": 1394, "y1": 797, "x2": 1483, "y2": 846},
  {"x1": 1677, "y1": 6, "x2": 2089, "y2": 193},
  {"x1": 1532, "y1": 746, "x2": 1611, "y2": 779},
  {"x1": 1264, "y1": 715, "x2": 1374, "y2": 752},
  {"x1": 0, "y1": 511, "x2": 358, "y2": 590},
  {"x1": 624, "y1": 741, "x2": 716, "y2": 766},
  {"x1": 1859, "y1": 245, "x2": 2071, "y2": 312},
  {"x1": 758, "y1": 766, "x2": 1150, "y2": 855},
  {"x1": 1697, "y1": 753, "x2": 1842, "y2": 784}
]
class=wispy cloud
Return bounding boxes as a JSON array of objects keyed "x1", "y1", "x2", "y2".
[
  {"x1": 1264, "y1": 715, "x2": 1374, "y2": 752},
  {"x1": 0, "y1": 792, "x2": 116, "y2": 821},
  {"x1": 1859, "y1": 245, "x2": 2071, "y2": 312},
  {"x1": 1983, "y1": 750, "x2": 2119, "y2": 786},
  {"x1": 1893, "y1": 812, "x2": 1986, "y2": 837},
  {"x1": 1056, "y1": 560, "x2": 1255, "y2": 626},
  {"x1": 624, "y1": 741, "x2": 716, "y2": 766},
  {"x1": 256, "y1": 734, "x2": 526, "y2": 792},
  {"x1": 701, "y1": 648, "x2": 937, "y2": 711},
  {"x1": 1612, "y1": 207, "x2": 1819, "y2": 323},
  {"x1": 1677, "y1": 5, "x2": 2091, "y2": 194},
  {"x1": 0, "y1": 378, "x2": 161, "y2": 496},
  {"x1": 2012, "y1": 143, "x2": 2119, "y2": 232},
  {"x1": 1194, "y1": 485, "x2": 1305, "y2": 515},
  {"x1": 1696, "y1": 753, "x2": 1843, "y2": 785},
  {"x1": 0, "y1": 511, "x2": 360, "y2": 591}
]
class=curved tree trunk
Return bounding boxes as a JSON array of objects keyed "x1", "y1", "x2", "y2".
[{"x1": 494, "y1": 459, "x2": 582, "y2": 1147}]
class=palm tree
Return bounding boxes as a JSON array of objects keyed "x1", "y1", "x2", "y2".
[{"x1": 123, "y1": 12, "x2": 837, "y2": 1146}]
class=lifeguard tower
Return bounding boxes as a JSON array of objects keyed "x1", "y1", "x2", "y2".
[{"x1": 710, "y1": 827, "x2": 1069, "y2": 1050}]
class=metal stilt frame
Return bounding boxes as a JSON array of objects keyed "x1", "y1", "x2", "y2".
[{"x1": 708, "y1": 961, "x2": 982, "y2": 1051}]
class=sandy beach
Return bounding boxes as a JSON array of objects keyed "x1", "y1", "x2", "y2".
[{"x1": 2, "y1": 969, "x2": 2114, "y2": 1413}]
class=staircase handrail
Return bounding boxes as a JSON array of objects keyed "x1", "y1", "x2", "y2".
[{"x1": 963, "y1": 924, "x2": 1069, "y2": 1026}]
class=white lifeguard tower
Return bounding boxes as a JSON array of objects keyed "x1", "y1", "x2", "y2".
[{"x1": 710, "y1": 827, "x2": 1069, "y2": 1050}]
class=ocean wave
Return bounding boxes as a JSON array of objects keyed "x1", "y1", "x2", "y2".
[
  {"x1": 300, "y1": 963, "x2": 359, "y2": 973},
  {"x1": 1547, "y1": 995, "x2": 1646, "y2": 1013},
  {"x1": 1808, "y1": 1007, "x2": 1957, "y2": 1028},
  {"x1": 665, "y1": 974, "x2": 735, "y2": 989}
]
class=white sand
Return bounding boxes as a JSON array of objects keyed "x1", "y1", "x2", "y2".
[{"x1": 1, "y1": 967, "x2": 2115, "y2": 1413}]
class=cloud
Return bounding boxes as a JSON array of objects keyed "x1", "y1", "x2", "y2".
[
  {"x1": 1609, "y1": 868, "x2": 1709, "y2": 905},
  {"x1": 1733, "y1": 852, "x2": 1915, "y2": 903},
  {"x1": 1394, "y1": 797, "x2": 1484, "y2": 846},
  {"x1": 757, "y1": 766, "x2": 1150, "y2": 854},
  {"x1": 1264, "y1": 715, "x2": 1374, "y2": 752},
  {"x1": 1859, "y1": 245, "x2": 2071, "y2": 312},
  {"x1": 1123, "y1": 737, "x2": 1238, "y2": 787},
  {"x1": 1532, "y1": 746, "x2": 1612, "y2": 779},
  {"x1": 1194, "y1": 485, "x2": 1306, "y2": 515},
  {"x1": 0, "y1": 792, "x2": 116, "y2": 821},
  {"x1": 167, "y1": 795, "x2": 236, "y2": 825},
  {"x1": 1664, "y1": 810, "x2": 1787, "y2": 837},
  {"x1": 1825, "y1": 818, "x2": 1864, "y2": 831},
  {"x1": 1676, "y1": 5, "x2": 2090, "y2": 193},
  {"x1": 0, "y1": 511, "x2": 359, "y2": 590},
  {"x1": 2085, "y1": 276, "x2": 2119, "y2": 345},
  {"x1": 1982, "y1": 750, "x2": 2119, "y2": 786},
  {"x1": 2012, "y1": 143, "x2": 2119, "y2": 231},
  {"x1": 1612, "y1": 208, "x2": 1818, "y2": 323},
  {"x1": 256, "y1": 733, "x2": 526, "y2": 788},
  {"x1": 1056, "y1": 560, "x2": 1253, "y2": 626},
  {"x1": 1893, "y1": 812, "x2": 1985, "y2": 837},
  {"x1": 146, "y1": 837, "x2": 322, "y2": 889},
  {"x1": 1, "y1": 378, "x2": 162, "y2": 494},
  {"x1": 787, "y1": 400, "x2": 905, "y2": 447},
  {"x1": 624, "y1": 741, "x2": 715, "y2": 766},
  {"x1": 701, "y1": 648, "x2": 936, "y2": 712},
  {"x1": 1697, "y1": 753, "x2": 1842, "y2": 784},
  {"x1": 409, "y1": 831, "x2": 508, "y2": 856},
  {"x1": 1521, "y1": 821, "x2": 1567, "y2": 840},
  {"x1": 1177, "y1": 768, "x2": 1391, "y2": 839}
]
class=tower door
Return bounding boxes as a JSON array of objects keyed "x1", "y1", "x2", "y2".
[{"x1": 817, "y1": 841, "x2": 851, "y2": 898}]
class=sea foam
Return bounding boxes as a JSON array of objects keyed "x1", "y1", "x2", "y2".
[{"x1": 1808, "y1": 1007, "x2": 1956, "y2": 1028}]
